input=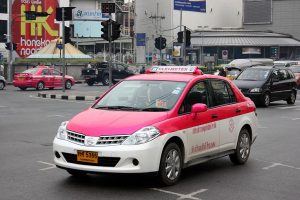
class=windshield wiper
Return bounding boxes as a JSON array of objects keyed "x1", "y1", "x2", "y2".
[
  {"x1": 141, "y1": 107, "x2": 169, "y2": 112},
  {"x1": 94, "y1": 106, "x2": 140, "y2": 111}
]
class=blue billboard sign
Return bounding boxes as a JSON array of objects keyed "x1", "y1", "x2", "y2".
[
  {"x1": 136, "y1": 33, "x2": 146, "y2": 46},
  {"x1": 174, "y1": 0, "x2": 206, "y2": 13}
]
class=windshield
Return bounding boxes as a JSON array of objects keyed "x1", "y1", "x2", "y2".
[
  {"x1": 93, "y1": 80, "x2": 187, "y2": 112},
  {"x1": 227, "y1": 70, "x2": 241, "y2": 76},
  {"x1": 290, "y1": 67, "x2": 300, "y2": 73},
  {"x1": 23, "y1": 68, "x2": 38, "y2": 74},
  {"x1": 237, "y1": 68, "x2": 271, "y2": 81}
]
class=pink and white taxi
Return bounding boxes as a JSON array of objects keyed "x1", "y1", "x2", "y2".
[{"x1": 53, "y1": 66, "x2": 258, "y2": 185}]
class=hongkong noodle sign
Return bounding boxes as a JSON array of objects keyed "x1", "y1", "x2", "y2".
[{"x1": 12, "y1": 0, "x2": 59, "y2": 58}]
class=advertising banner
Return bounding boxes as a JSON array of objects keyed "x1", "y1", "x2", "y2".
[
  {"x1": 136, "y1": 33, "x2": 146, "y2": 46},
  {"x1": 73, "y1": 9, "x2": 109, "y2": 21},
  {"x1": 12, "y1": 0, "x2": 60, "y2": 58},
  {"x1": 174, "y1": 0, "x2": 206, "y2": 13},
  {"x1": 172, "y1": 42, "x2": 183, "y2": 58}
]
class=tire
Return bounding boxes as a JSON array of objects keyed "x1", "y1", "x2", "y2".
[
  {"x1": 49, "y1": 87, "x2": 54, "y2": 90},
  {"x1": 229, "y1": 128, "x2": 251, "y2": 165},
  {"x1": 158, "y1": 143, "x2": 182, "y2": 186},
  {"x1": 65, "y1": 80, "x2": 72, "y2": 89},
  {"x1": 102, "y1": 75, "x2": 109, "y2": 86},
  {"x1": 287, "y1": 91, "x2": 296, "y2": 105},
  {"x1": 67, "y1": 169, "x2": 87, "y2": 177},
  {"x1": 36, "y1": 81, "x2": 45, "y2": 90},
  {"x1": 0, "y1": 81, "x2": 5, "y2": 90},
  {"x1": 260, "y1": 92, "x2": 270, "y2": 107},
  {"x1": 87, "y1": 80, "x2": 94, "y2": 86},
  {"x1": 19, "y1": 87, "x2": 27, "y2": 91}
]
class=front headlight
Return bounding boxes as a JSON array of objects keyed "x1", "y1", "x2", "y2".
[
  {"x1": 122, "y1": 126, "x2": 160, "y2": 145},
  {"x1": 56, "y1": 121, "x2": 69, "y2": 140},
  {"x1": 250, "y1": 88, "x2": 262, "y2": 93}
]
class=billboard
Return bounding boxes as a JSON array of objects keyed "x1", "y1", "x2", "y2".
[
  {"x1": 12, "y1": 0, "x2": 60, "y2": 58},
  {"x1": 73, "y1": 21, "x2": 102, "y2": 38},
  {"x1": 136, "y1": 33, "x2": 146, "y2": 46},
  {"x1": 174, "y1": 0, "x2": 206, "y2": 13}
]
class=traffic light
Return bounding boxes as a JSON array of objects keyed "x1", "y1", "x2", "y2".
[
  {"x1": 56, "y1": 7, "x2": 75, "y2": 21},
  {"x1": 64, "y1": 26, "x2": 72, "y2": 44},
  {"x1": 186, "y1": 30, "x2": 191, "y2": 47},
  {"x1": 101, "y1": 3, "x2": 115, "y2": 13},
  {"x1": 155, "y1": 37, "x2": 167, "y2": 50},
  {"x1": 111, "y1": 21, "x2": 121, "y2": 41},
  {"x1": 177, "y1": 31, "x2": 183, "y2": 43},
  {"x1": 101, "y1": 20, "x2": 110, "y2": 41}
]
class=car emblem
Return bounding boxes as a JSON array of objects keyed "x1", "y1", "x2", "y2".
[{"x1": 85, "y1": 136, "x2": 97, "y2": 146}]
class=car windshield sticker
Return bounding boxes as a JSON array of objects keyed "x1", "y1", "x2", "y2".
[
  {"x1": 172, "y1": 87, "x2": 182, "y2": 95},
  {"x1": 156, "y1": 99, "x2": 167, "y2": 108}
]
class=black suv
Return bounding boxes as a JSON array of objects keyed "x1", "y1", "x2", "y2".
[
  {"x1": 81, "y1": 62, "x2": 134, "y2": 86},
  {"x1": 233, "y1": 66, "x2": 297, "y2": 107}
]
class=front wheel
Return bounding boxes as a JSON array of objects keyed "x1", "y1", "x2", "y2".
[
  {"x1": 260, "y1": 93, "x2": 270, "y2": 107},
  {"x1": 86, "y1": 80, "x2": 94, "y2": 86},
  {"x1": 158, "y1": 143, "x2": 182, "y2": 186},
  {"x1": 229, "y1": 129, "x2": 251, "y2": 165},
  {"x1": 36, "y1": 81, "x2": 45, "y2": 90},
  {"x1": 65, "y1": 80, "x2": 72, "y2": 89},
  {"x1": 0, "y1": 81, "x2": 5, "y2": 90},
  {"x1": 287, "y1": 91, "x2": 296, "y2": 104},
  {"x1": 102, "y1": 75, "x2": 109, "y2": 86}
]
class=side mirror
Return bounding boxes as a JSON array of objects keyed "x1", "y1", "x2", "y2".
[{"x1": 191, "y1": 103, "x2": 207, "y2": 118}]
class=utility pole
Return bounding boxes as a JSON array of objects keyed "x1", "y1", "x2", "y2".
[
  {"x1": 7, "y1": 0, "x2": 12, "y2": 82},
  {"x1": 108, "y1": 18, "x2": 113, "y2": 87},
  {"x1": 62, "y1": 7, "x2": 66, "y2": 92}
]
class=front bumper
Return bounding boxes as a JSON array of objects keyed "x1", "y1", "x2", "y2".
[
  {"x1": 242, "y1": 92, "x2": 262, "y2": 102},
  {"x1": 53, "y1": 136, "x2": 165, "y2": 174}
]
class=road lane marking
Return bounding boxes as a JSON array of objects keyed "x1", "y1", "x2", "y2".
[
  {"x1": 276, "y1": 105, "x2": 300, "y2": 109},
  {"x1": 256, "y1": 159, "x2": 300, "y2": 171},
  {"x1": 47, "y1": 115, "x2": 65, "y2": 118},
  {"x1": 151, "y1": 188, "x2": 208, "y2": 200},
  {"x1": 291, "y1": 118, "x2": 300, "y2": 120},
  {"x1": 37, "y1": 161, "x2": 56, "y2": 171},
  {"x1": 29, "y1": 95, "x2": 93, "y2": 105}
]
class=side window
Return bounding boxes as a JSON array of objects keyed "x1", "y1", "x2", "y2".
[
  {"x1": 272, "y1": 70, "x2": 279, "y2": 81},
  {"x1": 117, "y1": 64, "x2": 125, "y2": 71},
  {"x1": 42, "y1": 69, "x2": 50, "y2": 75},
  {"x1": 279, "y1": 69, "x2": 288, "y2": 80},
  {"x1": 179, "y1": 81, "x2": 209, "y2": 114},
  {"x1": 52, "y1": 70, "x2": 60, "y2": 75},
  {"x1": 225, "y1": 82, "x2": 237, "y2": 103},
  {"x1": 287, "y1": 70, "x2": 295, "y2": 79},
  {"x1": 210, "y1": 80, "x2": 233, "y2": 106}
]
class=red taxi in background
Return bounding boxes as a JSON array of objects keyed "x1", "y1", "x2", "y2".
[
  {"x1": 13, "y1": 67, "x2": 75, "y2": 90},
  {"x1": 289, "y1": 65, "x2": 300, "y2": 88},
  {"x1": 53, "y1": 66, "x2": 258, "y2": 185}
]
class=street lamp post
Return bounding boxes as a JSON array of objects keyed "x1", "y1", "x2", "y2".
[{"x1": 198, "y1": 26, "x2": 208, "y2": 66}]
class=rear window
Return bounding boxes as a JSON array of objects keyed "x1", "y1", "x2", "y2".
[{"x1": 23, "y1": 68, "x2": 38, "y2": 74}]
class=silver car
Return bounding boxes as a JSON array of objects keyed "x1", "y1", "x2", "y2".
[{"x1": 0, "y1": 75, "x2": 6, "y2": 90}]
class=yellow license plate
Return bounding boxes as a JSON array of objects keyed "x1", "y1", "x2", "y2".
[
  {"x1": 18, "y1": 77, "x2": 24, "y2": 80},
  {"x1": 77, "y1": 150, "x2": 98, "y2": 164}
]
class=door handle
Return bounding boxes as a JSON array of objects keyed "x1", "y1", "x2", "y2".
[
  {"x1": 236, "y1": 108, "x2": 241, "y2": 113},
  {"x1": 211, "y1": 114, "x2": 218, "y2": 119}
]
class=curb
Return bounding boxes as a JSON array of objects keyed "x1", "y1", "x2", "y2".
[{"x1": 38, "y1": 93, "x2": 99, "y2": 101}]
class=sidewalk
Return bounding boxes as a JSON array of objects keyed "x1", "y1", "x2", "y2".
[{"x1": 37, "y1": 87, "x2": 108, "y2": 101}]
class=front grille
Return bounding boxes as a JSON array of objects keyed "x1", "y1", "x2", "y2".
[
  {"x1": 67, "y1": 131, "x2": 85, "y2": 144},
  {"x1": 62, "y1": 153, "x2": 120, "y2": 167},
  {"x1": 97, "y1": 135, "x2": 129, "y2": 145}
]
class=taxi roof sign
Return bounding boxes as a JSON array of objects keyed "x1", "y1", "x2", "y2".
[{"x1": 150, "y1": 66, "x2": 198, "y2": 73}]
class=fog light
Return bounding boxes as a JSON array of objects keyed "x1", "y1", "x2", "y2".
[
  {"x1": 55, "y1": 151, "x2": 61, "y2": 158},
  {"x1": 132, "y1": 159, "x2": 139, "y2": 166}
]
